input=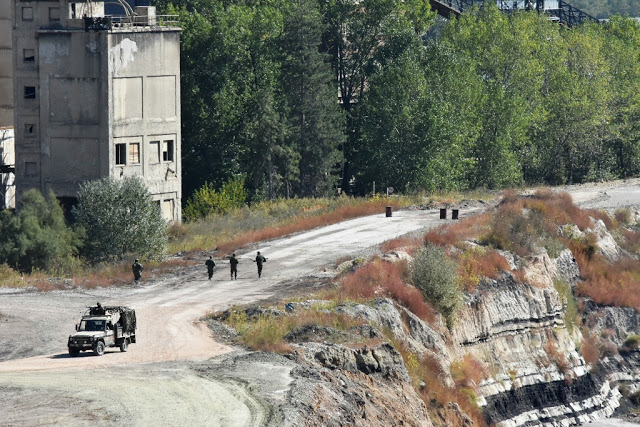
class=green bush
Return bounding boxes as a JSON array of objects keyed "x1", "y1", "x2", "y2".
[
  {"x1": 73, "y1": 177, "x2": 167, "y2": 263},
  {"x1": 0, "y1": 189, "x2": 82, "y2": 273},
  {"x1": 183, "y1": 175, "x2": 248, "y2": 221},
  {"x1": 624, "y1": 335, "x2": 640, "y2": 350},
  {"x1": 410, "y1": 245, "x2": 461, "y2": 328}
]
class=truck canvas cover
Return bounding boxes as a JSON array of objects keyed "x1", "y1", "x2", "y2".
[{"x1": 89, "y1": 306, "x2": 136, "y2": 333}]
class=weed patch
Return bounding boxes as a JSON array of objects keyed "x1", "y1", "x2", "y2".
[{"x1": 341, "y1": 258, "x2": 436, "y2": 322}]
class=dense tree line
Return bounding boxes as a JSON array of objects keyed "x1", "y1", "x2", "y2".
[{"x1": 156, "y1": 0, "x2": 640, "y2": 200}]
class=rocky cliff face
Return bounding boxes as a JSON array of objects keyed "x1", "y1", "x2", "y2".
[{"x1": 219, "y1": 218, "x2": 640, "y2": 426}]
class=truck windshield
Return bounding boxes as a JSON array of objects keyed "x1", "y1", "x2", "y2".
[{"x1": 79, "y1": 320, "x2": 105, "y2": 332}]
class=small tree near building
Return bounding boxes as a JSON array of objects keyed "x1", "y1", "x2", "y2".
[
  {"x1": 73, "y1": 177, "x2": 167, "y2": 263},
  {"x1": 0, "y1": 189, "x2": 82, "y2": 273}
]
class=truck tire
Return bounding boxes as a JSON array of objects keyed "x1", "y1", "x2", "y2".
[
  {"x1": 93, "y1": 341, "x2": 105, "y2": 356},
  {"x1": 68, "y1": 347, "x2": 80, "y2": 357},
  {"x1": 120, "y1": 339, "x2": 129, "y2": 352}
]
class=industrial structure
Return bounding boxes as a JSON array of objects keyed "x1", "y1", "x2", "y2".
[
  {"x1": 430, "y1": 0, "x2": 597, "y2": 27},
  {"x1": 11, "y1": 0, "x2": 181, "y2": 221}
]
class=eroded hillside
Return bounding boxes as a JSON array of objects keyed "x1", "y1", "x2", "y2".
[{"x1": 213, "y1": 190, "x2": 640, "y2": 426}]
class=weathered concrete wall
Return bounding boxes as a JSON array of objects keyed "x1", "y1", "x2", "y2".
[
  {"x1": 37, "y1": 31, "x2": 109, "y2": 197},
  {"x1": 108, "y1": 29, "x2": 181, "y2": 221},
  {"x1": 0, "y1": 0, "x2": 13, "y2": 127}
]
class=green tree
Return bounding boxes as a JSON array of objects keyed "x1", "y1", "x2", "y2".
[
  {"x1": 279, "y1": 0, "x2": 345, "y2": 197},
  {"x1": 73, "y1": 177, "x2": 167, "y2": 263},
  {"x1": 183, "y1": 174, "x2": 248, "y2": 220},
  {"x1": 0, "y1": 189, "x2": 81, "y2": 273},
  {"x1": 320, "y1": 0, "x2": 434, "y2": 191}
]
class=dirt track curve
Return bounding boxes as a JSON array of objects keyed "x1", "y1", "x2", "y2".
[{"x1": 1, "y1": 179, "x2": 639, "y2": 426}]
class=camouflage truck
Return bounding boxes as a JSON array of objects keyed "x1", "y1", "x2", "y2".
[{"x1": 68, "y1": 304, "x2": 137, "y2": 356}]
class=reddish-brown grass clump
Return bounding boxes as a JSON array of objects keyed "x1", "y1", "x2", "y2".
[
  {"x1": 379, "y1": 236, "x2": 422, "y2": 254},
  {"x1": 457, "y1": 249, "x2": 510, "y2": 292},
  {"x1": 574, "y1": 253, "x2": 640, "y2": 309},
  {"x1": 340, "y1": 258, "x2": 435, "y2": 323}
]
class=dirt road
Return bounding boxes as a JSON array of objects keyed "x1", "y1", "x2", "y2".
[
  {"x1": 0, "y1": 180, "x2": 638, "y2": 426},
  {"x1": 1, "y1": 207, "x2": 477, "y2": 426}
]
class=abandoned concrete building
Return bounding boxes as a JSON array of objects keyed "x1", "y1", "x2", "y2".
[{"x1": 12, "y1": 0, "x2": 181, "y2": 221}]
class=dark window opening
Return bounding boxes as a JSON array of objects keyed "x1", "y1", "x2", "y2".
[
  {"x1": 25, "y1": 161, "x2": 37, "y2": 176},
  {"x1": 22, "y1": 7, "x2": 33, "y2": 21},
  {"x1": 115, "y1": 143, "x2": 126, "y2": 165},
  {"x1": 162, "y1": 140, "x2": 174, "y2": 162},
  {"x1": 23, "y1": 49, "x2": 35, "y2": 62},
  {"x1": 24, "y1": 86, "x2": 36, "y2": 99},
  {"x1": 25, "y1": 123, "x2": 35, "y2": 134},
  {"x1": 49, "y1": 7, "x2": 60, "y2": 23}
]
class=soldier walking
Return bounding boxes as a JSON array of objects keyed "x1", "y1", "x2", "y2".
[
  {"x1": 229, "y1": 253, "x2": 239, "y2": 280},
  {"x1": 132, "y1": 259, "x2": 143, "y2": 283},
  {"x1": 254, "y1": 251, "x2": 267, "y2": 278},
  {"x1": 205, "y1": 256, "x2": 216, "y2": 280}
]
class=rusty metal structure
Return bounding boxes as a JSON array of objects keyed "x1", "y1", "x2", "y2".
[{"x1": 429, "y1": 0, "x2": 598, "y2": 27}]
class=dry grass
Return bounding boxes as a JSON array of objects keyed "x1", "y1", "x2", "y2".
[
  {"x1": 219, "y1": 305, "x2": 366, "y2": 353},
  {"x1": 456, "y1": 248, "x2": 510, "y2": 292},
  {"x1": 580, "y1": 333, "x2": 600, "y2": 366},
  {"x1": 379, "y1": 236, "x2": 422, "y2": 254},
  {"x1": 424, "y1": 213, "x2": 491, "y2": 247},
  {"x1": 216, "y1": 200, "x2": 405, "y2": 255},
  {"x1": 450, "y1": 354, "x2": 488, "y2": 388},
  {"x1": 386, "y1": 336, "x2": 487, "y2": 426},
  {"x1": 574, "y1": 253, "x2": 640, "y2": 309},
  {"x1": 339, "y1": 258, "x2": 436, "y2": 323},
  {"x1": 544, "y1": 338, "x2": 571, "y2": 374}
]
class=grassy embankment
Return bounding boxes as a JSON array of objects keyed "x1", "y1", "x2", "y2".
[{"x1": 215, "y1": 189, "x2": 640, "y2": 426}]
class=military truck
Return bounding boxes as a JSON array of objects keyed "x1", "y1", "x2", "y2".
[{"x1": 68, "y1": 304, "x2": 137, "y2": 356}]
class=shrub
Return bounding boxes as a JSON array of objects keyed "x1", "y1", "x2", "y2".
[
  {"x1": 580, "y1": 333, "x2": 600, "y2": 366},
  {"x1": 340, "y1": 258, "x2": 435, "y2": 322},
  {"x1": 0, "y1": 189, "x2": 82, "y2": 273},
  {"x1": 183, "y1": 174, "x2": 248, "y2": 221},
  {"x1": 614, "y1": 208, "x2": 632, "y2": 226},
  {"x1": 624, "y1": 335, "x2": 640, "y2": 350},
  {"x1": 73, "y1": 177, "x2": 167, "y2": 263},
  {"x1": 411, "y1": 245, "x2": 461, "y2": 328},
  {"x1": 457, "y1": 248, "x2": 509, "y2": 292}
]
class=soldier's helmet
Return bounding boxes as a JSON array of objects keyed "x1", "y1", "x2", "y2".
[{"x1": 135, "y1": 259, "x2": 139, "y2": 263}]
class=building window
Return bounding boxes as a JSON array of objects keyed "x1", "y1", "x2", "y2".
[
  {"x1": 115, "y1": 143, "x2": 126, "y2": 165},
  {"x1": 129, "y1": 143, "x2": 140, "y2": 164},
  {"x1": 25, "y1": 162, "x2": 37, "y2": 176},
  {"x1": 24, "y1": 86, "x2": 36, "y2": 99},
  {"x1": 49, "y1": 7, "x2": 60, "y2": 23},
  {"x1": 24, "y1": 123, "x2": 35, "y2": 135},
  {"x1": 22, "y1": 7, "x2": 33, "y2": 21},
  {"x1": 162, "y1": 140, "x2": 174, "y2": 162},
  {"x1": 23, "y1": 49, "x2": 35, "y2": 62},
  {"x1": 149, "y1": 141, "x2": 160, "y2": 164}
]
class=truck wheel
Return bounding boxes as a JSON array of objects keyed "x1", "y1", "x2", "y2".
[
  {"x1": 68, "y1": 348, "x2": 80, "y2": 357},
  {"x1": 93, "y1": 341, "x2": 105, "y2": 356},
  {"x1": 120, "y1": 339, "x2": 129, "y2": 352}
]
